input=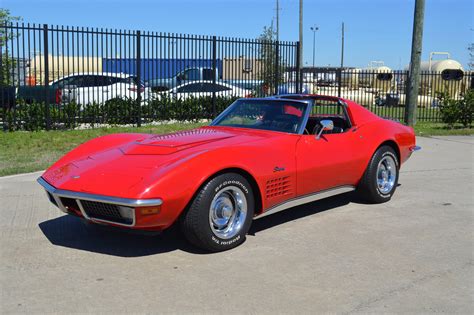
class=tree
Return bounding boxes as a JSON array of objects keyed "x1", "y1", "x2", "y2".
[
  {"x1": 257, "y1": 23, "x2": 284, "y2": 95},
  {"x1": 0, "y1": 9, "x2": 21, "y2": 86}
]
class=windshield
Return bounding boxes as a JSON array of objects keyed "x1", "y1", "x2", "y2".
[{"x1": 211, "y1": 99, "x2": 307, "y2": 134}]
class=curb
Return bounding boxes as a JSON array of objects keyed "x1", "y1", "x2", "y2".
[{"x1": 0, "y1": 170, "x2": 44, "y2": 180}]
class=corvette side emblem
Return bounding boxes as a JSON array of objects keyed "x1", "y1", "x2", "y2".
[{"x1": 273, "y1": 166, "x2": 285, "y2": 172}]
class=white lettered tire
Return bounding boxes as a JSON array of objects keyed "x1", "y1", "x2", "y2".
[{"x1": 180, "y1": 173, "x2": 255, "y2": 252}]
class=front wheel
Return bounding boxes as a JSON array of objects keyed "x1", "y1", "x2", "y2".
[
  {"x1": 357, "y1": 145, "x2": 399, "y2": 203},
  {"x1": 180, "y1": 173, "x2": 255, "y2": 252}
]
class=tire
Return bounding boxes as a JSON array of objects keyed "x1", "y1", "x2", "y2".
[
  {"x1": 357, "y1": 145, "x2": 399, "y2": 203},
  {"x1": 180, "y1": 173, "x2": 255, "y2": 252}
]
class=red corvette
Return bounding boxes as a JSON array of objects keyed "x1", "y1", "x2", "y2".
[{"x1": 38, "y1": 95, "x2": 420, "y2": 251}]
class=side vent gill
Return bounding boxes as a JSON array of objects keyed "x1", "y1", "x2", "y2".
[{"x1": 266, "y1": 176, "x2": 292, "y2": 199}]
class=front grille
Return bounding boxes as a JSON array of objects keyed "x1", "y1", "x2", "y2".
[
  {"x1": 80, "y1": 200, "x2": 132, "y2": 225},
  {"x1": 60, "y1": 197, "x2": 80, "y2": 214}
]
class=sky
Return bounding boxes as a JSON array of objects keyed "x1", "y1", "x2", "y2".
[{"x1": 2, "y1": 0, "x2": 473, "y2": 69}]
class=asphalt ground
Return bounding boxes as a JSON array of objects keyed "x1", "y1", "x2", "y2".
[{"x1": 0, "y1": 136, "x2": 473, "y2": 314}]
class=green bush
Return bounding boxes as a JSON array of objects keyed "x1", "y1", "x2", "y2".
[
  {"x1": 458, "y1": 90, "x2": 473, "y2": 128},
  {"x1": 102, "y1": 97, "x2": 138, "y2": 125},
  {"x1": 1, "y1": 95, "x2": 238, "y2": 131},
  {"x1": 437, "y1": 92, "x2": 460, "y2": 129},
  {"x1": 437, "y1": 90, "x2": 473, "y2": 129},
  {"x1": 7, "y1": 99, "x2": 45, "y2": 131},
  {"x1": 82, "y1": 103, "x2": 102, "y2": 127}
]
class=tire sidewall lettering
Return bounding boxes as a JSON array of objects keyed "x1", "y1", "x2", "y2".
[
  {"x1": 210, "y1": 177, "x2": 250, "y2": 248},
  {"x1": 214, "y1": 180, "x2": 249, "y2": 194},
  {"x1": 211, "y1": 235, "x2": 241, "y2": 246}
]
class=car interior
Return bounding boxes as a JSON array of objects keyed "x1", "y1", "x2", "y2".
[
  {"x1": 302, "y1": 100, "x2": 351, "y2": 135},
  {"x1": 304, "y1": 115, "x2": 350, "y2": 135},
  {"x1": 276, "y1": 96, "x2": 352, "y2": 136}
]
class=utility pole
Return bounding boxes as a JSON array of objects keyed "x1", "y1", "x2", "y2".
[
  {"x1": 276, "y1": 0, "x2": 280, "y2": 43},
  {"x1": 405, "y1": 0, "x2": 425, "y2": 126},
  {"x1": 340, "y1": 22, "x2": 344, "y2": 70},
  {"x1": 298, "y1": 0, "x2": 303, "y2": 93},
  {"x1": 338, "y1": 22, "x2": 344, "y2": 97}
]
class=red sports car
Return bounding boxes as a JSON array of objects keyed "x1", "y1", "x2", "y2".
[{"x1": 38, "y1": 95, "x2": 420, "y2": 251}]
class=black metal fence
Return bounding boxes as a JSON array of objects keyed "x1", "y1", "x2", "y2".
[
  {"x1": 1, "y1": 23, "x2": 298, "y2": 130},
  {"x1": 1, "y1": 23, "x2": 472, "y2": 131},
  {"x1": 298, "y1": 67, "x2": 472, "y2": 122}
]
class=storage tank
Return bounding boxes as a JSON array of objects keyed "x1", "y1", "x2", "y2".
[
  {"x1": 341, "y1": 68, "x2": 360, "y2": 89},
  {"x1": 410, "y1": 52, "x2": 465, "y2": 99},
  {"x1": 359, "y1": 63, "x2": 394, "y2": 93}
]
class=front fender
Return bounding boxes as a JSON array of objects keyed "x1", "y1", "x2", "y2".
[{"x1": 139, "y1": 137, "x2": 299, "y2": 228}]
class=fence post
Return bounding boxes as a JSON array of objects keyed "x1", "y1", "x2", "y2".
[
  {"x1": 274, "y1": 41, "x2": 279, "y2": 95},
  {"x1": 337, "y1": 68, "x2": 342, "y2": 97},
  {"x1": 295, "y1": 42, "x2": 300, "y2": 93},
  {"x1": 43, "y1": 24, "x2": 51, "y2": 130},
  {"x1": 136, "y1": 30, "x2": 142, "y2": 127},
  {"x1": 1, "y1": 23, "x2": 5, "y2": 132},
  {"x1": 212, "y1": 36, "x2": 217, "y2": 117}
]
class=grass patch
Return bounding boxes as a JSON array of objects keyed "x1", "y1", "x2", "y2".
[
  {"x1": 414, "y1": 122, "x2": 473, "y2": 136},
  {"x1": 0, "y1": 122, "x2": 206, "y2": 177}
]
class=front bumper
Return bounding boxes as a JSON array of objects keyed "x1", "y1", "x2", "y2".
[{"x1": 38, "y1": 177, "x2": 163, "y2": 228}]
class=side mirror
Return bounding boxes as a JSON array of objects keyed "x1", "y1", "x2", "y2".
[{"x1": 316, "y1": 119, "x2": 334, "y2": 140}]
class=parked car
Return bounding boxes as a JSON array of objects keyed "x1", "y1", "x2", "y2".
[
  {"x1": 50, "y1": 72, "x2": 151, "y2": 105},
  {"x1": 162, "y1": 80, "x2": 252, "y2": 100},
  {"x1": 37, "y1": 95, "x2": 419, "y2": 252},
  {"x1": 148, "y1": 67, "x2": 217, "y2": 91},
  {"x1": 147, "y1": 66, "x2": 263, "y2": 92}
]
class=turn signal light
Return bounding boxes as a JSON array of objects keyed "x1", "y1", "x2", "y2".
[{"x1": 139, "y1": 206, "x2": 161, "y2": 216}]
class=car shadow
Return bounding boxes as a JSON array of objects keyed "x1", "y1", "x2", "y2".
[
  {"x1": 249, "y1": 192, "x2": 355, "y2": 235},
  {"x1": 38, "y1": 215, "x2": 206, "y2": 257},
  {"x1": 39, "y1": 191, "x2": 362, "y2": 257}
]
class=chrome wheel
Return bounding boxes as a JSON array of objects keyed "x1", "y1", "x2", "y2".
[
  {"x1": 209, "y1": 186, "x2": 247, "y2": 239},
  {"x1": 376, "y1": 155, "x2": 397, "y2": 194}
]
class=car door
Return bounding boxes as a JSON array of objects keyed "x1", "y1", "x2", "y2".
[
  {"x1": 90, "y1": 75, "x2": 111, "y2": 104},
  {"x1": 62, "y1": 75, "x2": 86, "y2": 104},
  {"x1": 295, "y1": 101, "x2": 364, "y2": 196},
  {"x1": 74, "y1": 75, "x2": 97, "y2": 105}
]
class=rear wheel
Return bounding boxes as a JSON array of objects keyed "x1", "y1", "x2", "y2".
[
  {"x1": 180, "y1": 173, "x2": 254, "y2": 252},
  {"x1": 358, "y1": 145, "x2": 399, "y2": 203}
]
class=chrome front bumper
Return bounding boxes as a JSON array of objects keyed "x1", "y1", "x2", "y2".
[{"x1": 37, "y1": 177, "x2": 163, "y2": 227}]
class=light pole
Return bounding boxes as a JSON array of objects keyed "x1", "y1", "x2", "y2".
[
  {"x1": 298, "y1": 0, "x2": 303, "y2": 93},
  {"x1": 310, "y1": 26, "x2": 319, "y2": 68}
]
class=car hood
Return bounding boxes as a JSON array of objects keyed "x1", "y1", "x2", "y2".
[
  {"x1": 42, "y1": 127, "x2": 274, "y2": 198},
  {"x1": 120, "y1": 128, "x2": 235, "y2": 155}
]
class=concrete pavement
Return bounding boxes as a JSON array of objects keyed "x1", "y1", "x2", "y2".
[{"x1": 0, "y1": 136, "x2": 473, "y2": 314}]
